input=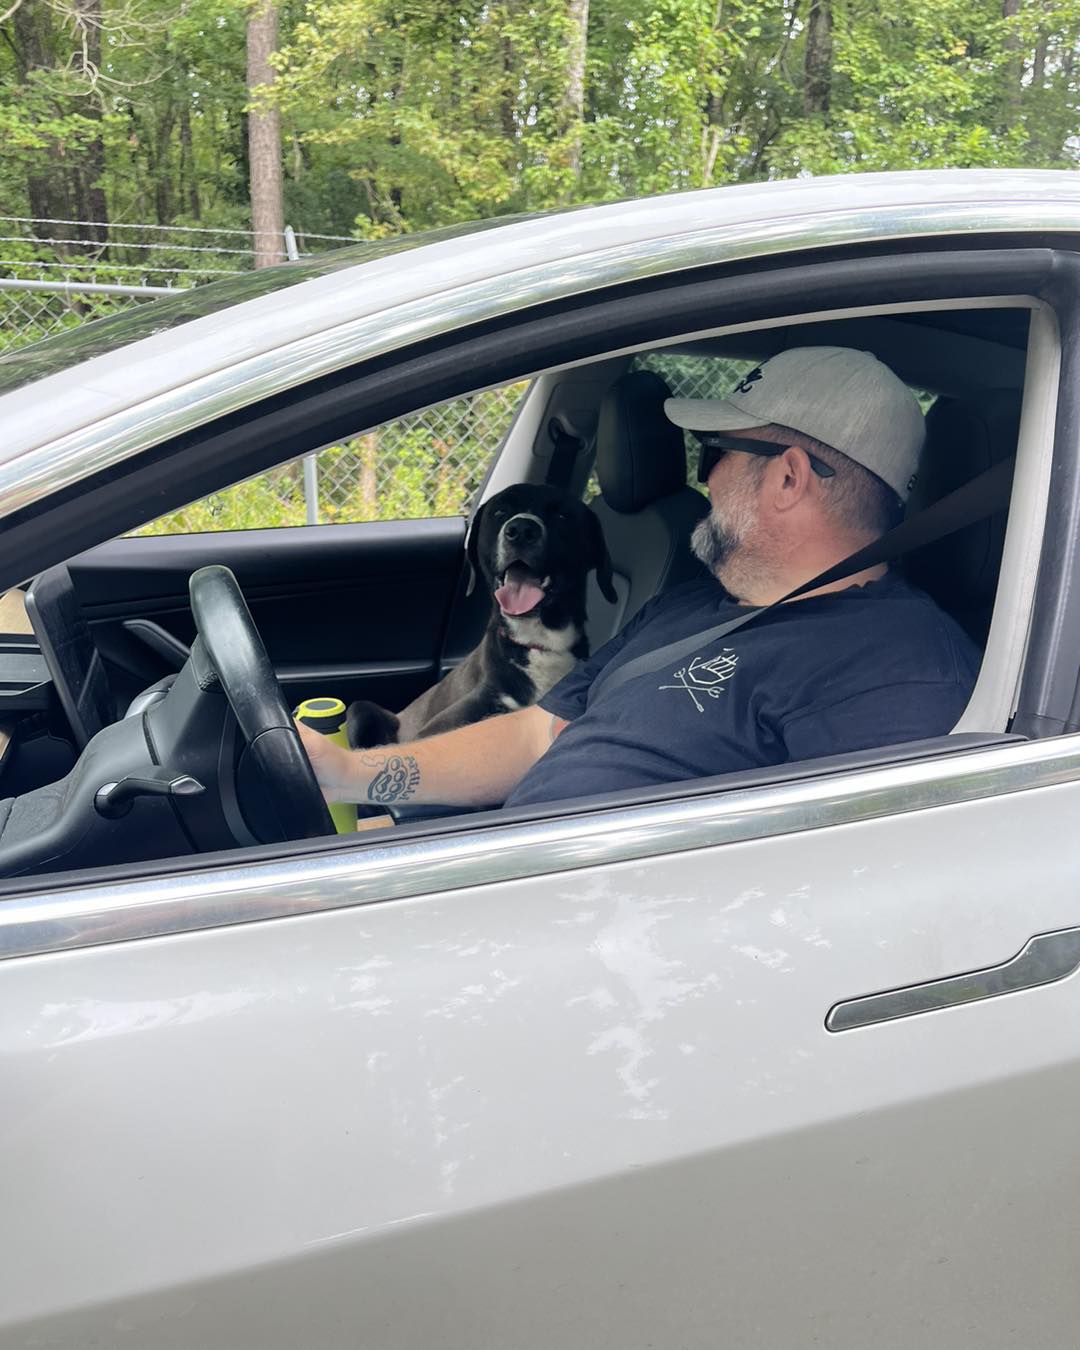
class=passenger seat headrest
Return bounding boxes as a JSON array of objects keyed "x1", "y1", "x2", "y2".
[{"x1": 596, "y1": 370, "x2": 689, "y2": 513}]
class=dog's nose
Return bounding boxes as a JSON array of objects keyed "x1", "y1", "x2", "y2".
[{"x1": 504, "y1": 514, "x2": 543, "y2": 548}]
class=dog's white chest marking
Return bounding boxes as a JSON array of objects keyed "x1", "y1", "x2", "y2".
[
  {"x1": 503, "y1": 615, "x2": 580, "y2": 697},
  {"x1": 526, "y1": 645, "x2": 577, "y2": 697}
]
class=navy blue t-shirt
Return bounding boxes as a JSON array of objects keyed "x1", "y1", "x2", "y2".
[{"x1": 505, "y1": 572, "x2": 981, "y2": 809}]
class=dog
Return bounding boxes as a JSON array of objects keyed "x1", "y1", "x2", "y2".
[{"x1": 346, "y1": 482, "x2": 616, "y2": 747}]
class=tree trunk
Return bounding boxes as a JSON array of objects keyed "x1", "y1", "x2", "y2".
[
  {"x1": 180, "y1": 105, "x2": 201, "y2": 219},
  {"x1": 1001, "y1": 0, "x2": 1023, "y2": 126},
  {"x1": 11, "y1": 2, "x2": 74, "y2": 245},
  {"x1": 501, "y1": 35, "x2": 517, "y2": 143},
  {"x1": 151, "y1": 106, "x2": 177, "y2": 225},
  {"x1": 1032, "y1": 30, "x2": 1047, "y2": 88},
  {"x1": 70, "y1": 0, "x2": 109, "y2": 250},
  {"x1": 246, "y1": 0, "x2": 285, "y2": 268},
  {"x1": 562, "y1": 0, "x2": 589, "y2": 187},
  {"x1": 803, "y1": 0, "x2": 832, "y2": 117}
]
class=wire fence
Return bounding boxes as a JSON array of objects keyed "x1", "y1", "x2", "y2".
[
  {"x1": 0, "y1": 215, "x2": 752, "y2": 534},
  {"x1": 0, "y1": 215, "x2": 532, "y2": 532},
  {"x1": 0, "y1": 214, "x2": 337, "y2": 351}
]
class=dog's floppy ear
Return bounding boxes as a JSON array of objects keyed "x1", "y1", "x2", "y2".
[
  {"x1": 588, "y1": 509, "x2": 617, "y2": 604},
  {"x1": 464, "y1": 500, "x2": 488, "y2": 597}
]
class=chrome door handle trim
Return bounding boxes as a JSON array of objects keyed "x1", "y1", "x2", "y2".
[{"x1": 826, "y1": 926, "x2": 1080, "y2": 1032}]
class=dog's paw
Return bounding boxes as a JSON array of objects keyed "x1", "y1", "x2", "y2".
[{"x1": 345, "y1": 700, "x2": 401, "y2": 749}]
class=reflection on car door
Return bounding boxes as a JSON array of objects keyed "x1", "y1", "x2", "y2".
[{"x1": 3, "y1": 753, "x2": 1080, "y2": 1347}]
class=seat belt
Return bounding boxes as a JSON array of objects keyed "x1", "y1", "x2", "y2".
[
  {"x1": 586, "y1": 454, "x2": 1015, "y2": 710},
  {"x1": 546, "y1": 418, "x2": 586, "y2": 489}
]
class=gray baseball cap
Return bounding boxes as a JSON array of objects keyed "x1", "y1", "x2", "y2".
[{"x1": 664, "y1": 346, "x2": 925, "y2": 501}]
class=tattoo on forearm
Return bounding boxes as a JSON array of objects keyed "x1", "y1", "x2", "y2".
[{"x1": 360, "y1": 752, "x2": 421, "y2": 804}]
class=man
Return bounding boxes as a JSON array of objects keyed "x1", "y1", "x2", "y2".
[{"x1": 298, "y1": 347, "x2": 980, "y2": 812}]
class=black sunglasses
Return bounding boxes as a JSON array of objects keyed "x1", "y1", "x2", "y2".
[{"x1": 694, "y1": 432, "x2": 836, "y2": 484}]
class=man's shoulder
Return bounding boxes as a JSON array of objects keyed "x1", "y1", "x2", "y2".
[
  {"x1": 817, "y1": 572, "x2": 982, "y2": 683},
  {"x1": 637, "y1": 577, "x2": 727, "y2": 623}
]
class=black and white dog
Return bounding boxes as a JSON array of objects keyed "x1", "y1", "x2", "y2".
[{"x1": 346, "y1": 483, "x2": 616, "y2": 747}]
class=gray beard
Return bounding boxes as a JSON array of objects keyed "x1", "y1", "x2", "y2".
[{"x1": 690, "y1": 513, "x2": 740, "y2": 575}]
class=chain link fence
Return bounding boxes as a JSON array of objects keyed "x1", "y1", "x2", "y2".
[
  {"x1": 0, "y1": 278, "x2": 169, "y2": 350},
  {"x1": 133, "y1": 384, "x2": 529, "y2": 535},
  {"x1": 0, "y1": 216, "x2": 530, "y2": 533}
]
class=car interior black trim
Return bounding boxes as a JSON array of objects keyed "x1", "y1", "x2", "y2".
[
  {"x1": 122, "y1": 619, "x2": 191, "y2": 668},
  {"x1": 275, "y1": 660, "x2": 434, "y2": 682},
  {"x1": 72, "y1": 516, "x2": 468, "y2": 612}
]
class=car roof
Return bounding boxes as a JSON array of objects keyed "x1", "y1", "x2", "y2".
[{"x1": 0, "y1": 168, "x2": 1077, "y2": 527}]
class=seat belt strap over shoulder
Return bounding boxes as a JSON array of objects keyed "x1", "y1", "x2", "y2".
[
  {"x1": 546, "y1": 417, "x2": 586, "y2": 489},
  {"x1": 585, "y1": 454, "x2": 1015, "y2": 710}
]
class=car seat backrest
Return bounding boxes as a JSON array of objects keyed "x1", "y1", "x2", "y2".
[
  {"x1": 903, "y1": 391, "x2": 1021, "y2": 647},
  {"x1": 25, "y1": 565, "x2": 115, "y2": 749},
  {"x1": 586, "y1": 369, "x2": 709, "y2": 650}
]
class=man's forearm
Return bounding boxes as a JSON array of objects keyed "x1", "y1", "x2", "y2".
[{"x1": 322, "y1": 706, "x2": 562, "y2": 808}]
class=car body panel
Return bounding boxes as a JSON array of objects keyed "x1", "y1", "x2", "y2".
[{"x1": 4, "y1": 774, "x2": 1080, "y2": 1346}]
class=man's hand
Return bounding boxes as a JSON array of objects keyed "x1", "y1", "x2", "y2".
[{"x1": 295, "y1": 720, "x2": 356, "y2": 802}]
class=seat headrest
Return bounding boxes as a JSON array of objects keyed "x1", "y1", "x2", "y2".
[
  {"x1": 596, "y1": 370, "x2": 689, "y2": 513},
  {"x1": 904, "y1": 391, "x2": 1020, "y2": 645}
]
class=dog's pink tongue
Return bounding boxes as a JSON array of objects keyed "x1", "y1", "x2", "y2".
[{"x1": 495, "y1": 568, "x2": 545, "y2": 616}]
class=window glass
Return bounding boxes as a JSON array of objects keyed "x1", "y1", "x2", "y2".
[{"x1": 133, "y1": 382, "x2": 529, "y2": 535}]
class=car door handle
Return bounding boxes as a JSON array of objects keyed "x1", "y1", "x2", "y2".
[{"x1": 826, "y1": 926, "x2": 1080, "y2": 1032}]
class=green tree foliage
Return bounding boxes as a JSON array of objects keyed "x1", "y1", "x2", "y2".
[
  {"x1": 0, "y1": 0, "x2": 1073, "y2": 536},
  {"x1": 1, "y1": 0, "x2": 1074, "y2": 249}
]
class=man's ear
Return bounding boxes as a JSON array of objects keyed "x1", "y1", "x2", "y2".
[
  {"x1": 774, "y1": 445, "x2": 815, "y2": 511},
  {"x1": 464, "y1": 501, "x2": 487, "y2": 596},
  {"x1": 588, "y1": 510, "x2": 617, "y2": 603}
]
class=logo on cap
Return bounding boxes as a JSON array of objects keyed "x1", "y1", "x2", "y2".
[{"x1": 733, "y1": 368, "x2": 764, "y2": 396}]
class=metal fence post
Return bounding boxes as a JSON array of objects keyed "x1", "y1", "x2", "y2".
[{"x1": 285, "y1": 222, "x2": 320, "y2": 524}]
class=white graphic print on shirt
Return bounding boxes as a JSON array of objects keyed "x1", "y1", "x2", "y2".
[{"x1": 659, "y1": 647, "x2": 739, "y2": 713}]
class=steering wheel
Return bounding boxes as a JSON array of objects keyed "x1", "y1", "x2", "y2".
[{"x1": 189, "y1": 565, "x2": 336, "y2": 840}]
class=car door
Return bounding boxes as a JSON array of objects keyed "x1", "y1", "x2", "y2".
[{"x1": 3, "y1": 738, "x2": 1080, "y2": 1349}]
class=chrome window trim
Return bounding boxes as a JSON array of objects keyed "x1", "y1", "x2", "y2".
[
  {"x1": 3, "y1": 731, "x2": 1080, "y2": 962},
  {"x1": 2, "y1": 193, "x2": 1078, "y2": 526}
]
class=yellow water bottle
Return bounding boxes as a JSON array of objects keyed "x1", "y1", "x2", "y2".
[{"x1": 294, "y1": 697, "x2": 358, "y2": 835}]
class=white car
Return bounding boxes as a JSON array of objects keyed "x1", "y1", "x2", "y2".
[{"x1": 1, "y1": 169, "x2": 1079, "y2": 1348}]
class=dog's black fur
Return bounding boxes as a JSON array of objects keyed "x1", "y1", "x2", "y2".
[{"x1": 346, "y1": 483, "x2": 616, "y2": 748}]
